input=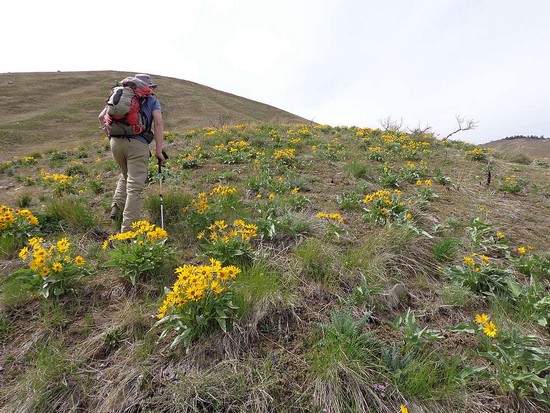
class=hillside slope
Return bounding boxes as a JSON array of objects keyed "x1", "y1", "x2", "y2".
[
  {"x1": 1, "y1": 124, "x2": 549, "y2": 412},
  {"x1": 484, "y1": 137, "x2": 550, "y2": 162},
  {"x1": 0, "y1": 71, "x2": 310, "y2": 161}
]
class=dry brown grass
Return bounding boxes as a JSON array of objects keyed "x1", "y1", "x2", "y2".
[
  {"x1": 1, "y1": 77, "x2": 549, "y2": 412},
  {"x1": 485, "y1": 137, "x2": 550, "y2": 161},
  {"x1": 0, "y1": 71, "x2": 310, "y2": 162}
]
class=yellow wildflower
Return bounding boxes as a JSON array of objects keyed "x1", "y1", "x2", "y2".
[
  {"x1": 57, "y1": 237, "x2": 70, "y2": 253},
  {"x1": 52, "y1": 262, "x2": 63, "y2": 272},
  {"x1": 517, "y1": 247, "x2": 526, "y2": 255},
  {"x1": 210, "y1": 280, "x2": 224, "y2": 295},
  {"x1": 464, "y1": 256, "x2": 475, "y2": 266},
  {"x1": 225, "y1": 265, "x2": 240, "y2": 278},
  {"x1": 483, "y1": 321, "x2": 497, "y2": 338},
  {"x1": 29, "y1": 237, "x2": 43, "y2": 249},
  {"x1": 218, "y1": 267, "x2": 229, "y2": 281},
  {"x1": 475, "y1": 313, "x2": 489, "y2": 325},
  {"x1": 19, "y1": 246, "x2": 29, "y2": 260},
  {"x1": 186, "y1": 285, "x2": 205, "y2": 301},
  {"x1": 27, "y1": 215, "x2": 39, "y2": 225},
  {"x1": 400, "y1": 405, "x2": 409, "y2": 413},
  {"x1": 74, "y1": 256, "x2": 85, "y2": 266}
]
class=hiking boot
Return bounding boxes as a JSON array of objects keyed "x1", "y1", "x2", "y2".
[{"x1": 110, "y1": 205, "x2": 122, "y2": 220}]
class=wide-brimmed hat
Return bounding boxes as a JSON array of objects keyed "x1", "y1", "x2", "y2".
[{"x1": 135, "y1": 73, "x2": 157, "y2": 88}]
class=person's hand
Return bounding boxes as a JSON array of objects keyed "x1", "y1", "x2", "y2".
[{"x1": 155, "y1": 149, "x2": 166, "y2": 163}]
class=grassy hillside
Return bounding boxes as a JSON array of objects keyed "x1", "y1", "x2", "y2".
[
  {"x1": 485, "y1": 137, "x2": 550, "y2": 163},
  {"x1": 0, "y1": 71, "x2": 310, "y2": 161},
  {"x1": 0, "y1": 83, "x2": 549, "y2": 411}
]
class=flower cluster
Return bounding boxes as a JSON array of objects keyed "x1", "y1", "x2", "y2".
[
  {"x1": 415, "y1": 179, "x2": 432, "y2": 187},
  {"x1": 40, "y1": 170, "x2": 76, "y2": 193},
  {"x1": 198, "y1": 219, "x2": 258, "y2": 265},
  {"x1": 184, "y1": 184, "x2": 238, "y2": 216},
  {"x1": 213, "y1": 140, "x2": 253, "y2": 163},
  {"x1": 465, "y1": 148, "x2": 488, "y2": 161},
  {"x1": 463, "y1": 253, "x2": 491, "y2": 271},
  {"x1": 0, "y1": 205, "x2": 39, "y2": 232},
  {"x1": 316, "y1": 212, "x2": 345, "y2": 224},
  {"x1": 475, "y1": 313, "x2": 497, "y2": 337},
  {"x1": 183, "y1": 186, "x2": 241, "y2": 232},
  {"x1": 175, "y1": 145, "x2": 204, "y2": 169},
  {"x1": 157, "y1": 259, "x2": 240, "y2": 319},
  {"x1": 156, "y1": 259, "x2": 241, "y2": 350},
  {"x1": 17, "y1": 236, "x2": 92, "y2": 297},
  {"x1": 499, "y1": 175, "x2": 522, "y2": 194},
  {"x1": 366, "y1": 145, "x2": 386, "y2": 161},
  {"x1": 187, "y1": 192, "x2": 210, "y2": 214},
  {"x1": 272, "y1": 148, "x2": 296, "y2": 162},
  {"x1": 102, "y1": 221, "x2": 172, "y2": 285},
  {"x1": 198, "y1": 219, "x2": 258, "y2": 243},
  {"x1": 214, "y1": 140, "x2": 250, "y2": 152},
  {"x1": 103, "y1": 220, "x2": 168, "y2": 247},
  {"x1": 362, "y1": 189, "x2": 408, "y2": 224},
  {"x1": 209, "y1": 184, "x2": 237, "y2": 197}
]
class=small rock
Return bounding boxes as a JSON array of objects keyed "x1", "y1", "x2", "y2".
[{"x1": 387, "y1": 283, "x2": 408, "y2": 309}]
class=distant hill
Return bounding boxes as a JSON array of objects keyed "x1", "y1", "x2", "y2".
[
  {"x1": 484, "y1": 136, "x2": 550, "y2": 162},
  {"x1": 0, "y1": 71, "x2": 311, "y2": 161}
]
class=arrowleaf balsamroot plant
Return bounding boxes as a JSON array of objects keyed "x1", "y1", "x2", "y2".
[
  {"x1": 451, "y1": 313, "x2": 550, "y2": 404},
  {"x1": 197, "y1": 219, "x2": 258, "y2": 266},
  {"x1": 362, "y1": 189, "x2": 410, "y2": 225},
  {"x1": 0, "y1": 205, "x2": 40, "y2": 255},
  {"x1": 14, "y1": 236, "x2": 94, "y2": 298},
  {"x1": 102, "y1": 220, "x2": 174, "y2": 285},
  {"x1": 156, "y1": 259, "x2": 241, "y2": 351}
]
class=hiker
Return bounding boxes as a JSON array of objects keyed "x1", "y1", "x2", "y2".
[{"x1": 98, "y1": 73, "x2": 165, "y2": 233}]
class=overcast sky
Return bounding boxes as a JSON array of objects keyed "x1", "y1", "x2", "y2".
[{"x1": 2, "y1": 0, "x2": 549, "y2": 144}]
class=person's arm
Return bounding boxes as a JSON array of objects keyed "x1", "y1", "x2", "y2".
[
  {"x1": 152, "y1": 109, "x2": 165, "y2": 161},
  {"x1": 98, "y1": 107, "x2": 109, "y2": 136}
]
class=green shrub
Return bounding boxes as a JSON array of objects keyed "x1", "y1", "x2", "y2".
[
  {"x1": 39, "y1": 196, "x2": 97, "y2": 232},
  {"x1": 103, "y1": 221, "x2": 175, "y2": 285}
]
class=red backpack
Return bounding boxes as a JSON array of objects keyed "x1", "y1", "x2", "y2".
[{"x1": 104, "y1": 77, "x2": 154, "y2": 138}]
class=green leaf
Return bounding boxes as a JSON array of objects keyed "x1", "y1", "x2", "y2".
[
  {"x1": 215, "y1": 307, "x2": 227, "y2": 319},
  {"x1": 216, "y1": 317, "x2": 227, "y2": 332},
  {"x1": 171, "y1": 328, "x2": 191, "y2": 349},
  {"x1": 459, "y1": 365, "x2": 489, "y2": 380},
  {"x1": 446, "y1": 322, "x2": 476, "y2": 334}
]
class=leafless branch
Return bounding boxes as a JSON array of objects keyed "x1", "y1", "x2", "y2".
[
  {"x1": 408, "y1": 121, "x2": 433, "y2": 136},
  {"x1": 379, "y1": 116, "x2": 404, "y2": 132},
  {"x1": 442, "y1": 115, "x2": 478, "y2": 140}
]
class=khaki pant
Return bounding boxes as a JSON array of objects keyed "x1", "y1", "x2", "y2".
[{"x1": 110, "y1": 138, "x2": 149, "y2": 233}]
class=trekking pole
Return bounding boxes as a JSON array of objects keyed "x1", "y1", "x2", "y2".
[{"x1": 158, "y1": 150, "x2": 168, "y2": 229}]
